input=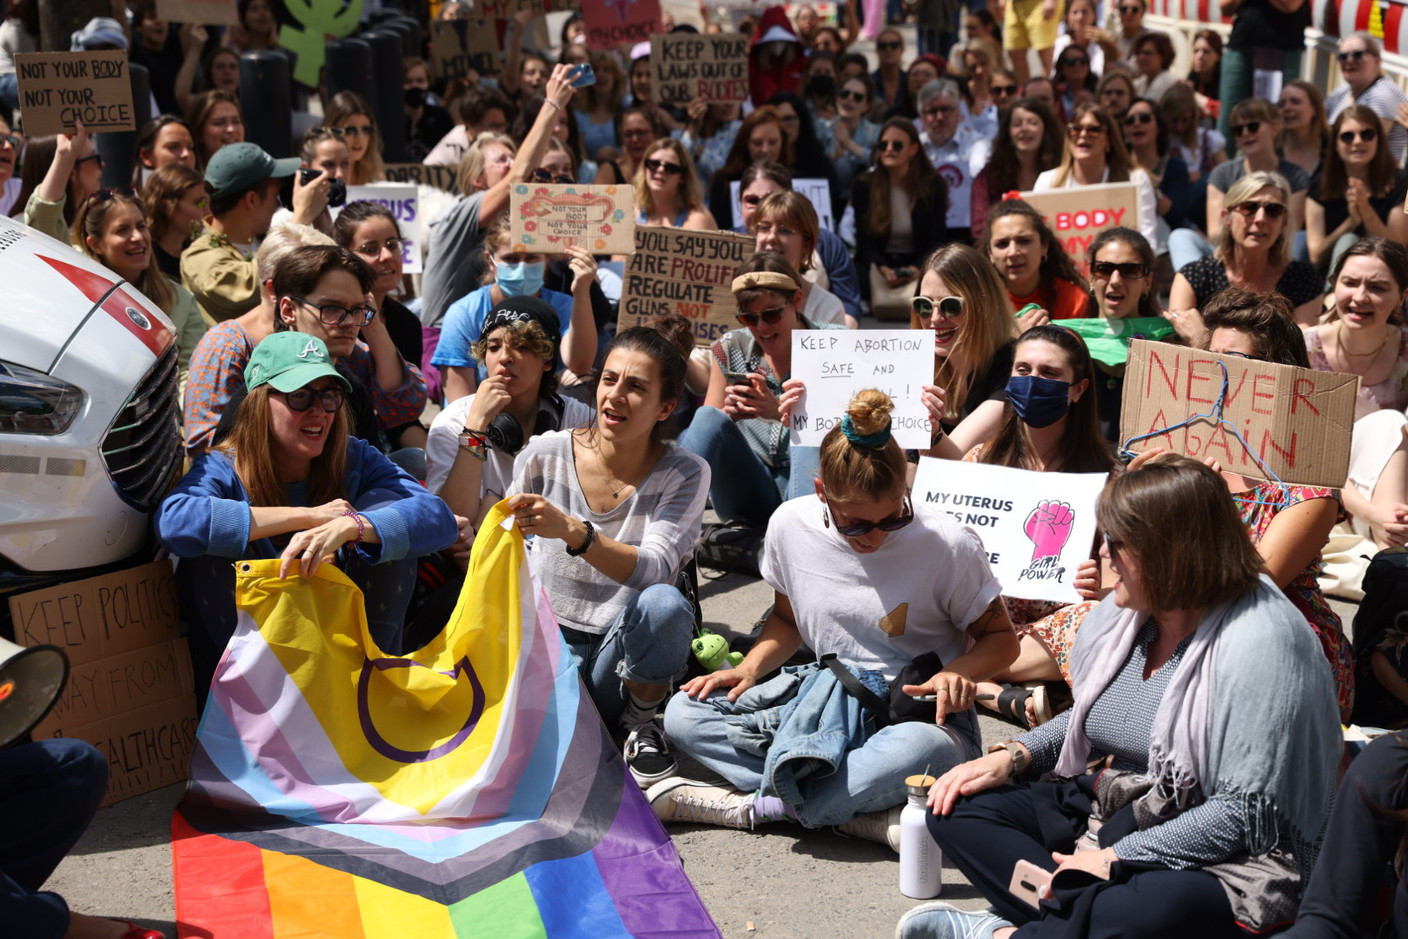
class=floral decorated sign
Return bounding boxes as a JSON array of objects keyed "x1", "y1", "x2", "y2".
[{"x1": 509, "y1": 183, "x2": 635, "y2": 255}]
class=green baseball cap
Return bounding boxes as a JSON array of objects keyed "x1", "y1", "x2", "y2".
[
  {"x1": 204, "y1": 142, "x2": 300, "y2": 197},
  {"x1": 245, "y1": 333, "x2": 352, "y2": 393}
]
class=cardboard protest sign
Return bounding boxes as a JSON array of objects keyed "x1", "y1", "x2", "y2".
[
  {"x1": 156, "y1": 0, "x2": 240, "y2": 25},
  {"x1": 8, "y1": 561, "x2": 197, "y2": 806},
  {"x1": 912, "y1": 458, "x2": 1107, "y2": 603},
  {"x1": 15, "y1": 51, "x2": 135, "y2": 137},
  {"x1": 430, "y1": 19, "x2": 499, "y2": 83},
  {"x1": 650, "y1": 33, "x2": 748, "y2": 104},
  {"x1": 510, "y1": 183, "x2": 634, "y2": 254},
  {"x1": 278, "y1": 0, "x2": 363, "y2": 88},
  {"x1": 581, "y1": 0, "x2": 661, "y2": 50},
  {"x1": 476, "y1": 0, "x2": 568, "y2": 16},
  {"x1": 384, "y1": 162, "x2": 460, "y2": 193},
  {"x1": 789, "y1": 329, "x2": 934, "y2": 449},
  {"x1": 341, "y1": 183, "x2": 422, "y2": 273},
  {"x1": 730, "y1": 177, "x2": 835, "y2": 232},
  {"x1": 1119, "y1": 339, "x2": 1359, "y2": 489},
  {"x1": 1019, "y1": 183, "x2": 1139, "y2": 278},
  {"x1": 617, "y1": 227, "x2": 753, "y2": 344}
]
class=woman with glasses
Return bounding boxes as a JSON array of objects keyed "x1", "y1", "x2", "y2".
[
  {"x1": 1170, "y1": 172, "x2": 1323, "y2": 335},
  {"x1": 1033, "y1": 102, "x2": 1159, "y2": 252},
  {"x1": 633, "y1": 137, "x2": 716, "y2": 230},
  {"x1": 1122, "y1": 97, "x2": 1192, "y2": 236},
  {"x1": 1306, "y1": 105, "x2": 1408, "y2": 272},
  {"x1": 1052, "y1": 44, "x2": 1098, "y2": 122},
  {"x1": 656, "y1": 387, "x2": 1017, "y2": 845},
  {"x1": 852, "y1": 118, "x2": 948, "y2": 320},
  {"x1": 185, "y1": 89, "x2": 245, "y2": 167},
  {"x1": 73, "y1": 186, "x2": 207, "y2": 403},
  {"x1": 830, "y1": 74, "x2": 881, "y2": 197},
  {"x1": 15, "y1": 120, "x2": 104, "y2": 242},
  {"x1": 1278, "y1": 80, "x2": 1328, "y2": 178},
  {"x1": 753, "y1": 190, "x2": 851, "y2": 326},
  {"x1": 679, "y1": 252, "x2": 844, "y2": 530},
  {"x1": 902, "y1": 450, "x2": 1339, "y2": 939},
  {"x1": 1052, "y1": 0, "x2": 1117, "y2": 84},
  {"x1": 1082, "y1": 228, "x2": 1168, "y2": 438},
  {"x1": 912, "y1": 243, "x2": 1020, "y2": 460},
  {"x1": 324, "y1": 91, "x2": 386, "y2": 186},
  {"x1": 972, "y1": 97, "x2": 1065, "y2": 241},
  {"x1": 592, "y1": 105, "x2": 664, "y2": 187},
  {"x1": 1095, "y1": 70, "x2": 1135, "y2": 124},
  {"x1": 142, "y1": 162, "x2": 206, "y2": 279},
  {"x1": 983, "y1": 197, "x2": 1094, "y2": 325},
  {"x1": 0, "y1": 112, "x2": 21, "y2": 216},
  {"x1": 706, "y1": 106, "x2": 793, "y2": 232},
  {"x1": 157, "y1": 329, "x2": 459, "y2": 700}
]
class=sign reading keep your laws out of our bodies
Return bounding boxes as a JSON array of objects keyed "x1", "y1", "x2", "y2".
[
  {"x1": 650, "y1": 33, "x2": 749, "y2": 104},
  {"x1": 1019, "y1": 182, "x2": 1139, "y2": 279},
  {"x1": 1119, "y1": 339, "x2": 1359, "y2": 489},
  {"x1": 788, "y1": 329, "x2": 935, "y2": 449},
  {"x1": 912, "y1": 458, "x2": 1107, "y2": 603}
]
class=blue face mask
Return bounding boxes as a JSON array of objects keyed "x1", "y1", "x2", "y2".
[
  {"x1": 1005, "y1": 374, "x2": 1072, "y2": 429},
  {"x1": 496, "y1": 260, "x2": 545, "y2": 297}
]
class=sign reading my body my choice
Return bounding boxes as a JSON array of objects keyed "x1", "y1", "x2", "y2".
[
  {"x1": 1019, "y1": 182, "x2": 1139, "y2": 278},
  {"x1": 788, "y1": 329, "x2": 934, "y2": 449},
  {"x1": 912, "y1": 458, "x2": 1107, "y2": 603}
]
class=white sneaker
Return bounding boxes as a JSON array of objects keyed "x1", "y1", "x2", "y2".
[
  {"x1": 895, "y1": 901, "x2": 1012, "y2": 939},
  {"x1": 646, "y1": 777, "x2": 756, "y2": 829},
  {"x1": 623, "y1": 722, "x2": 677, "y2": 788},
  {"x1": 836, "y1": 805, "x2": 903, "y2": 853}
]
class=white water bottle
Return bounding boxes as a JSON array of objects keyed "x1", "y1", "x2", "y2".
[{"x1": 899, "y1": 773, "x2": 942, "y2": 899}]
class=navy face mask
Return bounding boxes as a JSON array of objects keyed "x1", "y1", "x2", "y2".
[{"x1": 1005, "y1": 374, "x2": 1072, "y2": 428}]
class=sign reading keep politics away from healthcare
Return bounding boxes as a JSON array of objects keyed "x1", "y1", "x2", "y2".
[{"x1": 912, "y1": 458, "x2": 1107, "y2": 603}]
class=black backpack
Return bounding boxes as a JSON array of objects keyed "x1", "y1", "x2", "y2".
[{"x1": 1351, "y1": 547, "x2": 1408, "y2": 727}]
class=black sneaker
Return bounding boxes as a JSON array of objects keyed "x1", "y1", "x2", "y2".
[{"x1": 624, "y1": 722, "x2": 677, "y2": 788}]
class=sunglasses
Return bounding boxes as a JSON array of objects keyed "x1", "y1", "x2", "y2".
[
  {"x1": 1217, "y1": 350, "x2": 1263, "y2": 361},
  {"x1": 1091, "y1": 260, "x2": 1150, "y2": 278},
  {"x1": 877, "y1": 40, "x2": 902, "y2": 51},
  {"x1": 288, "y1": 295, "x2": 378, "y2": 327},
  {"x1": 991, "y1": 84, "x2": 1018, "y2": 96},
  {"x1": 75, "y1": 152, "x2": 106, "y2": 168},
  {"x1": 274, "y1": 387, "x2": 345, "y2": 413},
  {"x1": 839, "y1": 89, "x2": 868, "y2": 102},
  {"x1": 1102, "y1": 533, "x2": 1122, "y2": 556},
  {"x1": 1340, "y1": 127, "x2": 1378, "y2": 143},
  {"x1": 877, "y1": 138, "x2": 910, "y2": 152},
  {"x1": 827, "y1": 495, "x2": 915, "y2": 538},
  {"x1": 308, "y1": 125, "x2": 344, "y2": 137},
  {"x1": 85, "y1": 186, "x2": 137, "y2": 205},
  {"x1": 1231, "y1": 200, "x2": 1287, "y2": 219},
  {"x1": 644, "y1": 158, "x2": 684, "y2": 175},
  {"x1": 736, "y1": 305, "x2": 787, "y2": 327},
  {"x1": 1068, "y1": 122, "x2": 1104, "y2": 137},
  {"x1": 1119, "y1": 4, "x2": 1142, "y2": 12},
  {"x1": 0, "y1": 133, "x2": 18, "y2": 149},
  {"x1": 353, "y1": 237, "x2": 405, "y2": 257},
  {"x1": 910, "y1": 294, "x2": 963, "y2": 320},
  {"x1": 1337, "y1": 49, "x2": 1370, "y2": 64},
  {"x1": 1231, "y1": 120, "x2": 1261, "y2": 136},
  {"x1": 337, "y1": 124, "x2": 373, "y2": 137},
  {"x1": 1123, "y1": 111, "x2": 1154, "y2": 126},
  {"x1": 531, "y1": 168, "x2": 575, "y2": 183},
  {"x1": 1062, "y1": 56, "x2": 1090, "y2": 67}
]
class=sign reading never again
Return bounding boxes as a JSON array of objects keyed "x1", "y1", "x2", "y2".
[
  {"x1": 617, "y1": 227, "x2": 754, "y2": 344},
  {"x1": 15, "y1": 51, "x2": 135, "y2": 136},
  {"x1": 1119, "y1": 339, "x2": 1359, "y2": 489},
  {"x1": 7, "y1": 560, "x2": 197, "y2": 806}
]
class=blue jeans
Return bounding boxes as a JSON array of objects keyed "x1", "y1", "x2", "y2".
[
  {"x1": 0, "y1": 739, "x2": 109, "y2": 938},
  {"x1": 561, "y1": 583, "x2": 694, "y2": 727},
  {"x1": 678, "y1": 406, "x2": 819, "y2": 527},
  {"x1": 1167, "y1": 227, "x2": 1213, "y2": 276},
  {"x1": 663, "y1": 688, "x2": 981, "y2": 827}
]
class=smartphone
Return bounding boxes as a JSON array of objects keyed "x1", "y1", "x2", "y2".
[
  {"x1": 1008, "y1": 860, "x2": 1052, "y2": 910},
  {"x1": 722, "y1": 370, "x2": 752, "y2": 387},
  {"x1": 570, "y1": 63, "x2": 596, "y2": 88}
]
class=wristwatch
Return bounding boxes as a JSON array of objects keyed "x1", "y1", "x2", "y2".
[{"x1": 987, "y1": 740, "x2": 1031, "y2": 776}]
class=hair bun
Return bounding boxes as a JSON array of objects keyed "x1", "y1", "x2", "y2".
[{"x1": 843, "y1": 389, "x2": 895, "y2": 443}]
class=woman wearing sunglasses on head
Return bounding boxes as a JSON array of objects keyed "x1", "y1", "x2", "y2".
[
  {"x1": 655, "y1": 388, "x2": 1018, "y2": 846},
  {"x1": 324, "y1": 92, "x2": 386, "y2": 186},
  {"x1": 156, "y1": 330, "x2": 460, "y2": 702},
  {"x1": 1306, "y1": 105, "x2": 1408, "y2": 272},
  {"x1": 633, "y1": 138, "x2": 716, "y2": 230},
  {"x1": 678, "y1": 251, "x2": 846, "y2": 530}
]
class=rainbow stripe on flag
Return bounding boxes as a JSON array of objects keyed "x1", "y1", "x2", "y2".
[{"x1": 172, "y1": 503, "x2": 719, "y2": 938}]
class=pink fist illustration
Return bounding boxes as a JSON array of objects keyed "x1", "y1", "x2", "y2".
[{"x1": 1024, "y1": 501, "x2": 1074, "y2": 562}]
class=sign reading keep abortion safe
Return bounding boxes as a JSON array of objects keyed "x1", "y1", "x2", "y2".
[
  {"x1": 789, "y1": 329, "x2": 934, "y2": 449},
  {"x1": 912, "y1": 458, "x2": 1107, "y2": 603}
]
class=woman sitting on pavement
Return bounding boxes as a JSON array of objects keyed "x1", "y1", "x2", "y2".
[
  {"x1": 425, "y1": 296, "x2": 594, "y2": 538},
  {"x1": 655, "y1": 389, "x2": 1018, "y2": 847},
  {"x1": 899, "y1": 454, "x2": 1341, "y2": 939},
  {"x1": 506, "y1": 326, "x2": 708, "y2": 783},
  {"x1": 1306, "y1": 104, "x2": 1408, "y2": 273},
  {"x1": 679, "y1": 252, "x2": 844, "y2": 533},
  {"x1": 983, "y1": 197, "x2": 1094, "y2": 327},
  {"x1": 156, "y1": 331, "x2": 460, "y2": 700},
  {"x1": 753, "y1": 190, "x2": 853, "y2": 327},
  {"x1": 633, "y1": 136, "x2": 716, "y2": 230}
]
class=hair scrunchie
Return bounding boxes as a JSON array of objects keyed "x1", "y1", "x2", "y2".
[{"x1": 841, "y1": 414, "x2": 892, "y2": 448}]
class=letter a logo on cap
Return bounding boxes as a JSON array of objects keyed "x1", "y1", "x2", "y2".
[{"x1": 297, "y1": 339, "x2": 324, "y2": 361}]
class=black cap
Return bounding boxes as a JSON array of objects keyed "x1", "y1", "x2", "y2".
[{"x1": 482, "y1": 295, "x2": 562, "y2": 348}]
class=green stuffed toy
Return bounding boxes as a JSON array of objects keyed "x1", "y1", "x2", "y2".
[{"x1": 691, "y1": 628, "x2": 743, "y2": 671}]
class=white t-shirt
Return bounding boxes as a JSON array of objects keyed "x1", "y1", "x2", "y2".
[
  {"x1": 426, "y1": 391, "x2": 595, "y2": 498},
  {"x1": 760, "y1": 494, "x2": 1003, "y2": 684},
  {"x1": 802, "y1": 282, "x2": 847, "y2": 326}
]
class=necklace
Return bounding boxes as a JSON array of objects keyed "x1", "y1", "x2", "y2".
[
  {"x1": 1337, "y1": 320, "x2": 1391, "y2": 361},
  {"x1": 584, "y1": 431, "x2": 635, "y2": 512}
]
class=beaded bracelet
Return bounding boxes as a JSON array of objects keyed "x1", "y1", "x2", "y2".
[{"x1": 343, "y1": 510, "x2": 365, "y2": 543}]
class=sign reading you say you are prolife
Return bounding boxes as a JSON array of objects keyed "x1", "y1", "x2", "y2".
[
  {"x1": 912, "y1": 458, "x2": 1107, "y2": 603},
  {"x1": 1119, "y1": 339, "x2": 1359, "y2": 489},
  {"x1": 16, "y1": 51, "x2": 135, "y2": 136},
  {"x1": 650, "y1": 33, "x2": 749, "y2": 103},
  {"x1": 617, "y1": 227, "x2": 754, "y2": 345},
  {"x1": 789, "y1": 329, "x2": 934, "y2": 449},
  {"x1": 510, "y1": 183, "x2": 634, "y2": 254}
]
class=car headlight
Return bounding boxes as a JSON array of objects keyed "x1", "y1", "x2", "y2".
[{"x1": 0, "y1": 360, "x2": 84, "y2": 434}]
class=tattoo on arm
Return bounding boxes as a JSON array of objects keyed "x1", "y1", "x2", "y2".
[{"x1": 967, "y1": 596, "x2": 1013, "y2": 640}]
